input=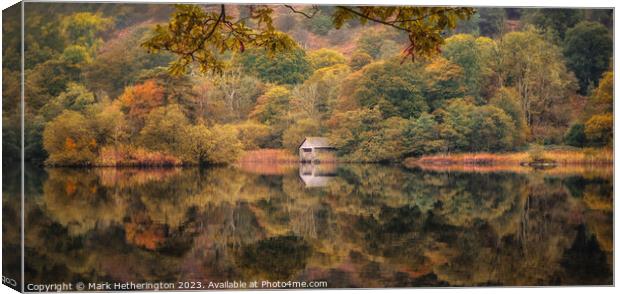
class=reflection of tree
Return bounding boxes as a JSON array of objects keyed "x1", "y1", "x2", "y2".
[
  {"x1": 237, "y1": 235, "x2": 312, "y2": 280},
  {"x1": 3, "y1": 165, "x2": 22, "y2": 288},
  {"x1": 24, "y1": 164, "x2": 612, "y2": 287},
  {"x1": 559, "y1": 225, "x2": 612, "y2": 285},
  {"x1": 42, "y1": 169, "x2": 128, "y2": 235}
]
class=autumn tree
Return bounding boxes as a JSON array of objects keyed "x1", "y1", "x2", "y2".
[
  {"x1": 198, "y1": 68, "x2": 264, "y2": 123},
  {"x1": 585, "y1": 114, "x2": 613, "y2": 147},
  {"x1": 348, "y1": 51, "x2": 373, "y2": 71},
  {"x1": 570, "y1": 70, "x2": 614, "y2": 147},
  {"x1": 422, "y1": 57, "x2": 465, "y2": 109},
  {"x1": 578, "y1": 70, "x2": 613, "y2": 122},
  {"x1": 249, "y1": 86, "x2": 292, "y2": 146},
  {"x1": 592, "y1": 71, "x2": 613, "y2": 113},
  {"x1": 328, "y1": 107, "x2": 383, "y2": 160},
  {"x1": 60, "y1": 12, "x2": 113, "y2": 51},
  {"x1": 301, "y1": 63, "x2": 351, "y2": 119},
  {"x1": 497, "y1": 28, "x2": 577, "y2": 141},
  {"x1": 43, "y1": 110, "x2": 98, "y2": 165},
  {"x1": 183, "y1": 124, "x2": 243, "y2": 164},
  {"x1": 93, "y1": 103, "x2": 129, "y2": 148},
  {"x1": 307, "y1": 48, "x2": 347, "y2": 70},
  {"x1": 442, "y1": 34, "x2": 495, "y2": 101},
  {"x1": 234, "y1": 121, "x2": 272, "y2": 150},
  {"x1": 83, "y1": 25, "x2": 173, "y2": 98},
  {"x1": 283, "y1": 118, "x2": 322, "y2": 152},
  {"x1": 118, "y1": 79, "x2": 165, "y2": 131}
]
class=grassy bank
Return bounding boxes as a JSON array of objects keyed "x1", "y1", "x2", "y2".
[
  {"x1": 237, "y1": 149, "x2": 298, "y2": 163},
  {"x1": 235, "y1": 149, "x2": 298, "y2": 175},
  {"x1": 405, "y1": 148, "x2": 613, "y2": 167}
]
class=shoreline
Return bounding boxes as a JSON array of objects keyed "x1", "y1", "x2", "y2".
[
  {"x1": 404, "y1": 149, "x2": 613, "y2": 168},
  {"x1": 38, "y1": 148, "x2": 614, "y2": 169}
]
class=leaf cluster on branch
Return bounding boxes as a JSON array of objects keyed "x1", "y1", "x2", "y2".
[{"x1": 142, "y1": 4, "x2": 475, "y2": 74}]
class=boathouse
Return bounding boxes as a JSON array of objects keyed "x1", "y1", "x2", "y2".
[{"x1": 298, "y1": 137, "x2": 336, "y2": 163}]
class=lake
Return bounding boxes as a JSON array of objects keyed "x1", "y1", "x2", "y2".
[{"x1": 4, "y1": 163, "x2": 613, "y2": 288}]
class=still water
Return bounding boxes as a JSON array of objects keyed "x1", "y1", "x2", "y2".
[{"x1": 5, "y1": 163, "x2": 613, "y2": 287}]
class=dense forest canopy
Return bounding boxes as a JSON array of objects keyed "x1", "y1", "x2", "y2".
[{"x1": 2, "y1": 4, "x2": 613, "y2": 166}]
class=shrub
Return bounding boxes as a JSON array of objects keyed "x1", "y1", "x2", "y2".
[{"x1": 43, "y1": 110, "x2": 98, "y2": 166}]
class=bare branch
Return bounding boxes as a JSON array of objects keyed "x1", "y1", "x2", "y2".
[
  {"x1": 284, "y1": 5, "x2": 319, "y2": 19},
  {"x1": 335, "y1": 6, "x2": 411, "y2": 33}
]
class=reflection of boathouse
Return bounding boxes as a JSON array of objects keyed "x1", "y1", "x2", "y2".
[
  {"x1": 298, "y1": 137, "x2": 336, "y2": 163},
  {"x1": 299, "y1": 163, "x2": 337, "y2": 188}
]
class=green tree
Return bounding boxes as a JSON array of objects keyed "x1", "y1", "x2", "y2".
[
  {"x1": 250, "y1": 86, "x2": 291, "y2": 125},
  {"x1": 197, "y1": 68, "x2": 265, "y2": 123},
  {"x1": 442, "y1": 34, "x2": 495, "y2": 100},
  {"x1": 328, "y1": 107, "x2": 383, "y2": 160},
  {"x1": 436, "y1": 99, "x2": 476, "y2": 152},
  {"x1": 490, "y1": 87, "x2": 527, "y2": 145},
  {"x1": 435, "y1": 98, "x2": 517, "y2": 152},
  {"x1": 239, "y1": 48, "x2": 311, "y2": 85},
  {"x1": 477, "y1": 8, "x2": 506, "y2": 37},
  {"x1": 422, "y1": 57, "x2": 466, "y2": 109},
  {"x1": 564, "y1": 123, "x2": 587, "y2": 147},
  {"x1": 403, "y1": 113, "x2": 443, "y2": 156},
  {"x1": 350, "y1": 58, "x2": 429, "y2": 118},
  {"x1": 138, "y1": 104, "x2": 189, "y2": 155},
  {"x1": 25, "y1": 58, "x2": 83, "y2": 112},
  {"x1": 563, "y1": 22, "x2": 612, "y2": 94},
  {"x1": 360, "y1": 117, "x2": 409, "y2": 162},
  {"x1": 43, "y1": 110, "x2": 98, "y2": 166},
  {"x1": 40, "y1": 82, "x2": 96, "y2": 120},
  {"x1": 469, "y1": 105, "x2": 516, "y2": 151},
  {"x1": 522, "y1": 8, "x2": 583, "y2": 40}
]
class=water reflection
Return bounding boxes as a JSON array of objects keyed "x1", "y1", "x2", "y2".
[
  {"x1": 19, "y1": 163, "x2": 613, "y2": 287},
  {"x1": 299, "y1": 163, "x2": 337, "y2": 187}
]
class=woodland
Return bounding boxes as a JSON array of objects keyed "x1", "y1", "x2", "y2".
[{"x1": 1, "y1": 4, "x2": 613, "y2": 166}]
